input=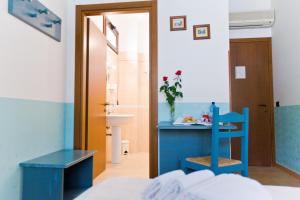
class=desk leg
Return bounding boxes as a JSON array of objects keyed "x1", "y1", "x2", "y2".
[
  {"x1": 158, "y1": 129, "x2": 160, "y2": 176},
  {"x1": 22, "y1": 167, "x2": 63, "y2": 200}
]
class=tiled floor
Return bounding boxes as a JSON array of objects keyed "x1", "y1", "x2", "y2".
[
  {"x1": 95, "y1": 153, "x2": 300, "y2": 187},
  {"x1": 94, "y1": 152, "x2": 149, "y2": 183}
]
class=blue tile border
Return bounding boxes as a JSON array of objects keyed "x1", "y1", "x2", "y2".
[{"x1": 275, "y1": 105, "x2": 300, "y2": 174}]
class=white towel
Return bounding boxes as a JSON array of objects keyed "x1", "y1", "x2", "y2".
[
  {"x1": 142, "y1": 170, "x2": 185, "y2": 200},
  {"x1": 176, "y1": 174, "x2": 272, "y2": 200},
  {"x1": 157, "y1": 170, "x2": 215, "y2": 200}
]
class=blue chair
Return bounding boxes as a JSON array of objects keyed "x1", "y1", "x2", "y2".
[{"x1": 181, "y1": 107, "x2": 249, "y2": 177}]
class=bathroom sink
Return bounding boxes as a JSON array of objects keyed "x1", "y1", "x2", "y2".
[
  {"x1": 106, "y1": 114, "x2": 134, "y2": 127},
  {"x1": 106, "y1": 114, "x2": 134, "y2": 164}
]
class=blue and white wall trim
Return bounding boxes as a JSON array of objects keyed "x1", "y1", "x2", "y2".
[
  {"x1": 0, "y1": 0, "x2": 67, "y2": 199},
  {"x1": 275, "y1": 106, "x2": 300, "y2": 174},
  {"x1": 273, "y1": 0, "x2": 300, "y2": 174}
]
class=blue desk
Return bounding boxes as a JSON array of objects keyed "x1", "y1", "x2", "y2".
[
  {"x1": 158, "y1": 122, "x2": 233, "y2": 175},
  {"x1": 20, "y1": 150, "x2": 95, "y2": 200}
]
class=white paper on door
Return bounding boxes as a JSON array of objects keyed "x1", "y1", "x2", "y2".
[{"x1": 235, "y1": 66, "x2": 246, "y2": 79}]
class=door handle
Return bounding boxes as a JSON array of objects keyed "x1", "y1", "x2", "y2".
[
  {"x1": 258, "y1": 104, "x2": 267, "y2": 107},
  {"x1": 258, "y1": 104, "x2": 268, "y2": 113},
  {"x1": 99, "y1": 103, "x2": 110, "y2": 106}
]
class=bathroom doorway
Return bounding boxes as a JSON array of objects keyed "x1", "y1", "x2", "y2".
[
  {"x1": 74, "y1": 1, "x2": 158, "y2": 179},
  {"x1": 92, "y1": 12, "x2": 150, "y2": 180}
]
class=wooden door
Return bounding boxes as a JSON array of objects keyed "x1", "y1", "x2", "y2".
[
  {"x1": 86, "y1": 18, "x2": 107, "y2": 177},
  {"x1": 230, "y1": 38, "x2": 274, "y2": 167}
]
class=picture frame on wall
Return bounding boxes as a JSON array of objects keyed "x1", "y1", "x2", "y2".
[
  {"x1": 170, "y1": 16, "x2": 187, "y2": 31},
  {"x1": 193, "y1": 24, "x2": 211, "y2": 40}
]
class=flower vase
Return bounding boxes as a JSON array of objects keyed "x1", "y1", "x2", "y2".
[{"x1": 169, "y1": 103, "x2": 175, "y2": 123}]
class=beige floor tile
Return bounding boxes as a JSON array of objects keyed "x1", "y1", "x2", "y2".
[{"x1": 95, "y1": 152, "x2": 149, "y2": 183}]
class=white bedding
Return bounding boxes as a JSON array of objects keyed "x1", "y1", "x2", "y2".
[{"x1": 75, "y1": 178, "x2": 300, "y2": 200}]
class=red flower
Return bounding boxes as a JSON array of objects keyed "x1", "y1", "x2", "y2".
[
  {"x1": 163, "y1": 76, "x2": 168, "y2": 81},
  {"x1": 175, "y1": 70, "x2": 182, "y2": 76}
]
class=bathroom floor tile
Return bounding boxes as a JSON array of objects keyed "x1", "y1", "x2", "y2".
[{"x1": 94, "y1": 152, "x2": 149, "y2": 183}]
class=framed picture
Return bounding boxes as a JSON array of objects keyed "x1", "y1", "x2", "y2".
[
  {"x1": 170, "y1": 16, "x2": 187, "y2": 31},
  {"x1": 193, "y1": 24, "x2": 211, "y2": 40}
]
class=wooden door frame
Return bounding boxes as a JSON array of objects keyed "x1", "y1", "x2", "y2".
[
  {"x1": 74, "y1": 1, "x2": 158, "y2": 178},
  {"x1": 229, "y1": 37, "x2": 276, "y2": 166}
]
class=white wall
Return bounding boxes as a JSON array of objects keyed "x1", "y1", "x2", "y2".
[
  {"x1": 108, "y1": 13, "x2": 148, "y2": 54},
  {"x1": 230, "y1": 28, "x2": 272, "y2": 39},
  {"x1": 0, "y1": 0, "x2": 67, "y2": 102},
  {"x1": 229, "y1": 0, "x2": 272, "y2": 39},
  {"x1": 158, "y1": 0, "x2": 229, "y2": 102},
  {"x1": 230, "y1": 0, "x2": 271, "y2": 12},
  {"x1": 66, "y1": 0, "x2": 230, "y2": 103},
  {"x1": 272, "y1": 0, "x2": 300, "y2": 105},
  {"x1": 138, "y1": 14, "x2": 150, "y2": 56}
]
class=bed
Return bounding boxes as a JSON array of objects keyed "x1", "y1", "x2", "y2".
[{"x1": 75, "y1": 178, "x2": 300, "y2": 200}]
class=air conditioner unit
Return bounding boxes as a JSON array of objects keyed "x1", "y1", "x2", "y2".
[{"x1": 229, "y1": 10, "x2": 275, "y2": 30}]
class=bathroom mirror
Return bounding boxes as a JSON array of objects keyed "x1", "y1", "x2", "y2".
[{"x1": 104, "y1": 16, "x2": 119, "y2": 54}]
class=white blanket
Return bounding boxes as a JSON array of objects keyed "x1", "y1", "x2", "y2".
[
  {"x1": 142, "y1": 170, "x2": 185, "y2": 200},
  {"x1": 75, "y1": 178, "x2": 151, "y2": 200},
  {"x1": 176, "y1": 174, "x2": 272, "y2": 200},
  {"x1": 75, "y1": 178, "x2": 300, "y2": 200},
  {"x1": 267, "y1": 186, "x2": 300, "y2": 200},
  {"x1": 157, "y1": 170, "x2": 215, "y2": 200}
]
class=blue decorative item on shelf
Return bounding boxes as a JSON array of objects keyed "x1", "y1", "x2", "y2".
[{"x1": 8, "y1": 0, "x2": 62, "y2": 42}]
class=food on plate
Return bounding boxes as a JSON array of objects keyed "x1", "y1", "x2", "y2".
[{"x1": 183, "y1": 116, "x2": 197, "y2": 123}]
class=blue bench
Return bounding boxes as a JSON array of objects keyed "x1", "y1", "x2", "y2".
[{"x1": 20, "y1": 150, "x2": 95, "y2": 200}]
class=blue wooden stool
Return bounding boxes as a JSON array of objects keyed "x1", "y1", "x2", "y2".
[{"x1": 181, "y1": 107, "x2": 249, "y2": 176}]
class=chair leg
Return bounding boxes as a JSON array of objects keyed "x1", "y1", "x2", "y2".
[{"x1": 241, "y1": 169, "x2": 248, "y2": 177}]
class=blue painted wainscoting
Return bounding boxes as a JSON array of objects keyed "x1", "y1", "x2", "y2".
[
  {"x1": 64, "y1": 103, "x2": 74, "y2": 149},
  {"x1": 0, "y1": 97, "x2": 65, "y2": 200},
  {"x1": 275, "y1": 105, "x2": 300, "y2": 174},
  {"x1": 158, "y1": 102, "x2": 229, "y2": 122}
]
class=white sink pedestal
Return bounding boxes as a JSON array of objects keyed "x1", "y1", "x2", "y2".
[
  {"x1": 111, "y1": 126, "x2": 122, "y2": 164},
  {"x1": 107, "y1": 114, "x2": 134, "y2": 164}
]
